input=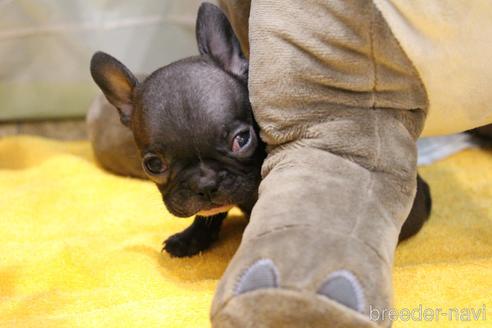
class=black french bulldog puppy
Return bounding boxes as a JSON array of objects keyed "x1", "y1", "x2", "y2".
[
  {"x1": 91, "y1": 3, "x2": 262, "y2": 257},
  {"x1": 89, "y1": 2, "x2": 431, "y2": 257}
]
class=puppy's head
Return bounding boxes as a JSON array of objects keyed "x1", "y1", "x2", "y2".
[{"x1": 90, "y1": 3, "x2": 263, "y2": 217}]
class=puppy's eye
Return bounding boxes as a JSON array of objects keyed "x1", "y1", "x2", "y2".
[
  {"x1": 232, "y1": 130, "x2": 251, "y2": 152},
  {"x1": 143, "y1": 154, "x2": 167, "y2": 175}
]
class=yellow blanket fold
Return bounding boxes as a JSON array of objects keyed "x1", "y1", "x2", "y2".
[{"x1": 0, "y1": 136, "x2": 491, "y2": 327}]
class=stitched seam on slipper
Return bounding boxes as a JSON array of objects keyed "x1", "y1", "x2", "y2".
[{"x1": 248, "y1": 225, "x2": 393, "y2": 267}]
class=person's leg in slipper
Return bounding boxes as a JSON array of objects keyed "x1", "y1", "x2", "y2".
[{"x1": 212, "y1": 0, "x2": 428, "y2": 327}]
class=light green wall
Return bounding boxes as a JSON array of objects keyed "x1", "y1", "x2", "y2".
[{"x1": 0, "y1": 0, "x2": 213, "y2": 121}]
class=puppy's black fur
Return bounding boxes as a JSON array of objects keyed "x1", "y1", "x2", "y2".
[{"x1": 90, "y1": 2, "x2": 430, "y2": 257}]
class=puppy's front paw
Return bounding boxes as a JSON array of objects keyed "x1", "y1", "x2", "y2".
[
  {"x1": 162, "y1": 214, "x2": 225, "y2": 257},
  {"x1": 163, "y1": 229, "x2": 214, "y2": 257}
]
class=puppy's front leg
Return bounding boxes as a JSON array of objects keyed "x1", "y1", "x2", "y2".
[{"x1": 163, "y1": 213, "x2": 227, "y2": 257}]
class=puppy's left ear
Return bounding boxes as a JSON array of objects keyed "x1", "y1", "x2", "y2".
[
  {"x1": 90, "y1": 51, "x2": 138, "y2": 127},
  {"x1": 196, "y1": 2, "x2": 248, "y2": 79}
]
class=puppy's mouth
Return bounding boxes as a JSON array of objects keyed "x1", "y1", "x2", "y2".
[{"x1": 196, "y1": 204, "x2": 233, "y2": 217}]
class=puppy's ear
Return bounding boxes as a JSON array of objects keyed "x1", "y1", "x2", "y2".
[
  {"x1": 90, "y1": 51, "x2": 138, "y2": 127},
  {"x1": 196, "y1": 2, "x2": 248, "y2": 79}
]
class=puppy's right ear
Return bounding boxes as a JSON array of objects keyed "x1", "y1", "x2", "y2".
[
  {"x1": 196, "y1": 2, "x2": 248, "y2": 79},
  {"x1": 90, "y1": 51, "x2": 138, "y2": 127}
]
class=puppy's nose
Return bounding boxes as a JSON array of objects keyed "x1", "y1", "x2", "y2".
[
  {"x1": 190, "y1": 163, "x2": 221, "y2": 198},
  {"x1": 192, "y1": 177, "x2": 219, "y2": 198}
]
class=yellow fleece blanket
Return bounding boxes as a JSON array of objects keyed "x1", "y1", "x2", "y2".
[{"x1": 0, "y1": 135, "x2": 491, "y2": 327}]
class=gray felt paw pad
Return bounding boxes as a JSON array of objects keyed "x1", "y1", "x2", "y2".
[
  {"x1": 235, "y1": 259, "x2": 279, "y2": 295},
  {"x1": 317, "y1": 270, "x2": 365, "y2": 313}
]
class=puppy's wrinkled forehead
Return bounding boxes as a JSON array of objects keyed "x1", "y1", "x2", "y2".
[{"x1": 133, "y1": 58, "x2": 249, "y2": 153}]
